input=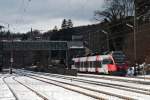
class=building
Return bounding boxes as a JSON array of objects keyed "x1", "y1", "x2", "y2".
[{"x1": 136, "y1": 0, "x2": 150, "y2": 23}]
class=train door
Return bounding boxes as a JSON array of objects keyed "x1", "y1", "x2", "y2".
[
  {"x1": 84, "y1": 61, "x2": 88, "y2": 72},
  {"x1": 94, "y1": 60, "x2": 102, "y2": 73},
  {"x1": 71, "y1": 60, "x2": 76, "y2": 70},
  {"x1": 88, "y1": 61, "x2": 90, "y2": 72},
  {"x1": 79, "y1": 61, "x2": 82, "y2": 72},
  {"x1": 89, "y1": 61, "x2": 93, "y2": 72},
  {"x1": 72, "y1": 58, "x2": 80, "y2": 71},
  {"x1": 82, "y1": 62, "x2": 85, "y2": 72},
  {"x1": 94, "y1": 55, "x2": 101, "y2": 73},
  {"x1": 101, "y1": 58, "x2": 111, "y2": 74},
  {"x1": 91, "y1": 61, "x2": 94, "y2": 72}
]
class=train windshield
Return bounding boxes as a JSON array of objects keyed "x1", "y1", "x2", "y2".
[
  {"x1": 102, "y1": 59, "x2": 113, "y2": 64},
  {"x1": 111, "y1": 51, "x2": 127, "y2": 66}
]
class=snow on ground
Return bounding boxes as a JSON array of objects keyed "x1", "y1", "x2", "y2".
[
  {"x1": 137, "y1": 75, "x2": 150, "y2": 78},
  {"x1": 0, "y1": 74, "x2": 15, "y2": 100},
  {"x1": 76, "y1": 75, "x2": 150, "y2": 90},
  {"x1": 0, "y1": 72, "x2": 99, "y2": 100},
  {"x1": 27, "y1": 72, "x2": 150, "y2": 100},
  {"x1": 1, "y1": 70, "x2": 98, "y2": 100},
  {"x1": 23, "y1": 70, "x2": 150, "y2": 90},
  {"x1": 3, "y1": 75, "x2": 42, "y2": 100},
  {"x1": 78, "y1": 73, "x2": 150, "y2": 82},
  {"x1": 15, "y1": 75, "x2": 96, "y2": 100},
  {"x1": 14, "y1": 69, "x2": 150, "y2": 100}
]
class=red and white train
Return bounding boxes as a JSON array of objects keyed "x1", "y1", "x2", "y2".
[{"x1": 72, "y1": 53, "x2": 128, "y2": 75}]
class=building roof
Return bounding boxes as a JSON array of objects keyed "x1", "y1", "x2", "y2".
[{"x1": 67, "y1": 41, "x2": 84, "y2": 49}]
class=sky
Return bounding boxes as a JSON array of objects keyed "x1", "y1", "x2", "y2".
[{"x1": 0, "y1": 0, "x2": 105, "y2": 33}]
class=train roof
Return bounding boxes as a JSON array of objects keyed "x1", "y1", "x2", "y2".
[{"x1": 72, "y1": 55, "x2": 112, "y2": 62}]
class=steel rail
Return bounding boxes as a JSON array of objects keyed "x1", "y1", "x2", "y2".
[
  {"x1": 32, "y1": 72, "x2": 150, "y2": 94},
  {"x1": 13, "y1": 77, "x2": 48, "y2": 100},
  {"x1": 2, "y1": 76, "x2": 19, "y2": 100},
  {"x1": 26, "y1": 74, "x2": 135, "y2": 100},
  {"x1": 48, "y1": 74, "x2": 150, "y2": 95},
  {"x1": 78, "y1": 74, "x2": 150, "y2": 85}
]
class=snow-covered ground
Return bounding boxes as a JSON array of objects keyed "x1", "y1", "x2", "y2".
[
  {"x1": 25, "y1": 72, "x2": 150, "y2": 100},
  {"x1": 15, "y1": 75, "x2": 96, "y2": 100},
  {"x1": 3, "y1": 75, "x2": 42, "y2": 100},
  {"x1": 78, "y1": 73, "x2": 150, "y2": 82},
  {"x1": 15, "y1": 69, "x2": 150, "y2": 100},
  {"x1": 1, "y1": 69, "x2": 149, "y2": 100},
  {"x1": 0, "y1": 75, "x2": 15, "y2": 100},
  {"x1": 137, "y1": 75, "x2": 150, "y2": 78},
  {"x1": 21, "y1": 70, "x2": 150, "y2": 91},
  {"x1": 0, "y1": 73, "x2": 96, "y2": 100}
]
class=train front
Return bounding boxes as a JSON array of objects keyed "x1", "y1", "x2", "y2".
[{"x1": 111, "y1": 51, "x2": 128, "y2": 76}]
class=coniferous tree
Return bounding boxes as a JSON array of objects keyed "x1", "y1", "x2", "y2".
[
  {"x1": 67, "y1": 19, "x2": 73, "y2": 28},
  {"x1": 0, "y1": 25, "x2": 4, "y2": 32},
  {"x1": 61, "y1": 19, "x2": 67, "y2": 29}
]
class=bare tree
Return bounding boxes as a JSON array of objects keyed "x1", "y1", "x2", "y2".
[
  {"x1": 94, "y1": 0, "x2": 134, "y2": 51},
  {"x1": 94, "y1": 0, "x2": 134, "y2": 22},
  {"x1": 53, "y1": 26, "x2": 58, "y2": 31}
]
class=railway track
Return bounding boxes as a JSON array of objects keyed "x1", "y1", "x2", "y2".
[
  {"x1": 3, "y1": 75, "x2": 48, "y2": 100},
  {"x1": 28, "y1": 72, "x2": 150, "y2": 94},
  {"x1": 26, "y1": 72, "x2": 150, "y2": 98},
  {"x1": 78, "y1": 74, "x2": 150, "y2": 85},
  {"x1": 15, "y1": 69, "x2": 150, "y2": 99},
  {"x1": 2, "y1": 76, "x2": 19, "y2": 100},
  {"x1": 48, "y1": 74, "x2": 150, "y2": 95},
  {"x1": 25, "y1": 75, "x2": 114, "y2": 100},
  {"x1": 12, "y1": 76, "x2": 48, "y2": 100},
  {"x1": 25, "y1": 73, "x2": 138, "y2": 100}
]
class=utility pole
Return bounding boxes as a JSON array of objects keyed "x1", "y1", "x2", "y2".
[
  {"x1": 9, "y1": 24, "x2": 13, "y2": 74},
  {"x1": 30, "y1": 28, "x2": 33, "y2": 40},
  {"x1": 133, "y1": 0, "x2": 139, "y2": 76},
  {"x1": 102, "y1": 30, "x2": 109, "y2": 52},
  {"x1": 10, "y1": 48, "x2": 13, "y2": 74},
  {"x1": 134, "y1": 0, "x2": 137, "y2": 63},
  {"x1": 66, "y1": 43, "x2": 69, "y2": 69}
]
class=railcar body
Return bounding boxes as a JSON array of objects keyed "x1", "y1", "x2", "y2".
[{"x1": 72, "y1": 54, "x2": 128, "y2": 76}]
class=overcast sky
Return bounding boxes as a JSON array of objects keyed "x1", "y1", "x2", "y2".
[{"x1": 0, "y1": 0, "x2": 104, "y2": 33}]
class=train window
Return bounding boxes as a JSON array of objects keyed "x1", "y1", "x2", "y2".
[
  {"x1": 75, "y1": 62, "x2": 80, "y2": 68},
  {"x1": 80, "y1": 62, "x2": 82, "y2": 67},
  {"x1": 94, "y1": 61, "x2": 101, "y2": 68},
  {"x1": 84, "y1": 62, "x2": 88, "y2": 68},
  {"x1": 102, "y1": 59, "x2": 113, "y2": 64},
  {"x1": 89, "y1": 61, "x2": 93, "y2": 68},
  {"x1": 82, "y1": 62, "x2": 84, "y2": 67},
  {"x1": 74, "y1": 62, "x2": 77, "y2": 68},
  {"x1": 91, "y1": 61, "x2": 94, "y2": 68},
  {"x1": 88, "y1": 62, "x2": 91, "y2": 67},
  {"x1": 83, "y1": 62, "x2": 85, "y2": 67},
  {"x1": 80, "y1": 62, "x2": 84, "y2": 67}
]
